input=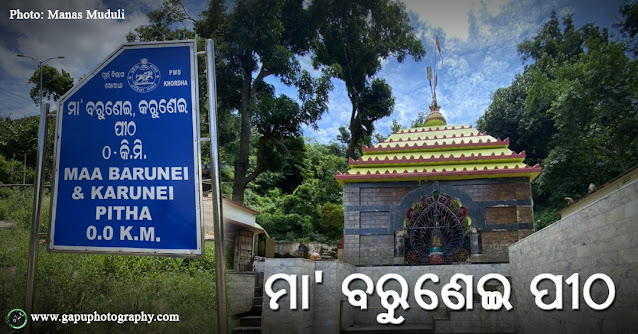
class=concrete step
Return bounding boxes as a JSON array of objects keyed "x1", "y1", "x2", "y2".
[
  {"x1": 342, "y1": 324, "x2": 434, "y2": 334},
  {"x1": 240, "y1": 316, "x2": 262, "y2": 327},
  {"x1": 256, "y1": 272, "x2": 265, "y2": 286},
  {"x1": 233, "y1": 326, "x2": 261, "y2": 334},
  {"x1": 432, "y1": 315, "x2": 449, "y2": 322},
  {"x1": 251, "y1": 304, "x2": 262, "y2": 313}
]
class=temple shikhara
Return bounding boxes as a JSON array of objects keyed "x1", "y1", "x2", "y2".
[{"x1": 337, "y1": 91, "x2": 541, "y2": 266}]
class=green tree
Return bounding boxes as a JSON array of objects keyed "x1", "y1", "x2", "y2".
[
  {"x1": 310, "y1": 0, "x2": 425, "y2": 158},
  {"x1": 410, "y1": 112, "x2": 428, "y2": 128},
  {"x1": 615, "y1": 1, "x2": 638, "y2": 56},
  {"x1": 129, "y1": 0, "x2": 333, "y2": 203},
  {"x1": 126, "y1": 0, "x2": 195, "y2": 42},
  {"x1": 480, "y1": 12, "x2": 608, "y2": 166},
  {"x1": 303, "y1": 140, "x2": 348, "y2": 204},
  {"x1": 541, "y1": 31, "x2": 638, "y2": 179},
  {"x1": 257, "y1": 212, "x2": 313, "y2": 241},
  {"x1": 477, "y1": 73, "x2": 534, "y2": 161},
  {"x1": 250, "y1": 139, "x2": 348, "y2": 241},
  {"x1": 0, "y1": 116, "x2": 40, "y2": 167},
  {"x1": 197, "y1": 0, "x2": 329, "y2": 203},
  {"x1": 27, "y1": 65, "x2": 74, "y2": 106},
  {"x1": 246, "y1": 73, "x2": 332, "y2": 196},
  {"x1": 478, "y1": 9, "x2": 638, "y2": 228},
  {"x1": 336, "y1": 126, "x2": 351, "y2": 146},
  {"x1": 513, "y1": 13, "x2": 590, "y2": 164},
  {"x1": 4, "y1": 63, "x2": 69, "y2": 185},
  {"x1": 0, "y1": 116, "x2": 48, "y2": 185},
  {"x1": 319, "y1": 202, "x2": 344, "y2": 240},
  {"x1": 0, "y1": 154, "x2": 23, "y2": 184}
]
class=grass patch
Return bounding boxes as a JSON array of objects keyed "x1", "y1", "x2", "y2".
[{"x1": 1, "y1": 188, "x2": 230, "y2": 333}]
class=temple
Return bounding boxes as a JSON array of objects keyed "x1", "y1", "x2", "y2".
[{"x1": 337, "y1": 101, "x2": 541, "y2": 265}]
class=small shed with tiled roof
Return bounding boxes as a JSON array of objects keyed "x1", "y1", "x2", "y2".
[
  {"x1": 203, "y1": 196, "x2": 267, "y2": 271},
  {"x1": 337, "y1": 103, "x2": 541, "y2": 265}
]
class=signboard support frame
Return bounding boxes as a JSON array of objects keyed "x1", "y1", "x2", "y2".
[
  {"x1": 24, "y1": 103, "x2": 50, "y2": 333},
  {"x1": 205, "y1": 38, "x2": 228, "y2": 334}
]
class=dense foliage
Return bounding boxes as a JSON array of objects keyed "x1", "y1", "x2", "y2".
[
  {"x1": 2, "y1": 6, "x2": 637, "y2": 332},
  {"x1": 250, "y1": 140, "x2": 348, "y2": 242},
  {"x1": 0, "y1": 116, "x2": 40, "y2": 181},
  {"x1": 477, "y1": 6, "x2": 638, "y2": 229}
]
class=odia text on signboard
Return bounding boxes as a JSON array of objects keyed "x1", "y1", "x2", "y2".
[{"x1": 50, "y1": 40, "x2": 203, "y2": 256}]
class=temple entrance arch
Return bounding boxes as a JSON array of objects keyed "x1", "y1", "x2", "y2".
[{"x1": 403, "y1": 190, "x2": 471, "y2": 264}]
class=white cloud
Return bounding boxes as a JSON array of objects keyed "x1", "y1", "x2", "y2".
[
  {"x1": 0, "y1": 45, "x2": 32, "y2": 79},
  {"x1": 3, "y1": 0, "x2": 149, "y2": 79},
  {"x1": 402, "y1": 0, "x2": 474, "y2": 41},
  {"x1": 316, "y1": 0, "x2": 619, "y2": 143},
  {"x1": 484, "y1": 0, "x2": 507, "y2": 16},
  {"x1": 367, "y1": 0, "x2": 552, "y2": 137},
  {"x1": 402, "y1": 0, "x2": 510, "y2": 41},
  {"x1": 0, "y1": 0, "x2": 152, "y2": 118}
]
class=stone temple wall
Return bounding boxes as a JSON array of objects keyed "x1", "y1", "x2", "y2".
[{"x1": 343, "y1": 178, "x2": 534, "y2": 266}]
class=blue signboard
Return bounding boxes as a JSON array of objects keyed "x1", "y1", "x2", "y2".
[{"x1": 50, "y1": 40, "x2": 203, "y2": 256}]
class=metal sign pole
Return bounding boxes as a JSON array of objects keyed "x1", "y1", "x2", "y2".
[
  {"x1": 205, "y1": 39, "x2": 228, "y2": 333},
  {"x1": 25, "y1": 103, "x2": 50, "y2": 333}
]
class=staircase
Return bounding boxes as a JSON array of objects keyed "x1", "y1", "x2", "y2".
[{"x1": 233, "y1": 272, "x2": 264, "y2": 334}]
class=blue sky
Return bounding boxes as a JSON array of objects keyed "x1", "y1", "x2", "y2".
[{"x1": 0, "y1": 0, "x2": 627, "y2": 143}]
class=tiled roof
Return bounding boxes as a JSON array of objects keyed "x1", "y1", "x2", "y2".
[{"x1": 336, "y1": 124, "x2": 541, "y2": 185}]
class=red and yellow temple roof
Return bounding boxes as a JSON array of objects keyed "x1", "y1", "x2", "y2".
[{"x1": 336, "y1": 108, "x2": 541, "y2": 185}]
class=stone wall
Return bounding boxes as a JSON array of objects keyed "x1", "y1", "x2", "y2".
[
  {"x1": 509, "y1": 178, "x2": 638, "y2": 333},
  {"x1": 260, "y1": 259, "x2": 321, "y2": 333},
  {"x1": 228, "y1": 272, "x2": 257, "y2": 315},
  {"x1": 343, "y1": 178, "x2": 534, "y2": 265},
  {"x1": 238, "y1": 230, "x2": 254, "y2": 271},
  {"x1": 260, "y1": 259, "x2": 359, "y2": 334},
  {"x1": 314, "y1": 261, "x2": 358, "y2": 334}
]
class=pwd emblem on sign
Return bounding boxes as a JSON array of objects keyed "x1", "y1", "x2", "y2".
[
  {"x1": 128, "y1": 58, "x2": 161, "y2": 93},
  {"x1": 50, "y1": 40, "x2": 203, "y2": 257}
]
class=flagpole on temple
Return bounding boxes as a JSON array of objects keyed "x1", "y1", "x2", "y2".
[
  {"x1": 427, "y1": 36, "x2": 442, "y2": 110},
  {"x1": 424, "y1": 36, "x2": 446, "y2": 127}
]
